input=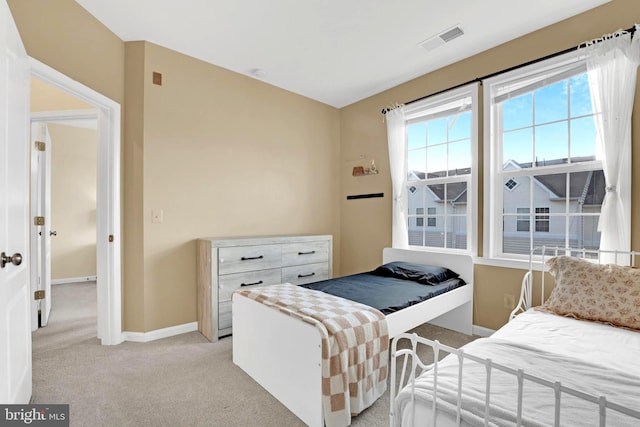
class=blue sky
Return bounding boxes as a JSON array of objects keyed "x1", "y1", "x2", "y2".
[{"x1": 407, "y1": 72, "x2": 597, "y2": 174}]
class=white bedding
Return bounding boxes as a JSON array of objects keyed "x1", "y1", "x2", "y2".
[
  {"x1": 492, "y1": 309, "x2": 640, "y2": 377},
  {"x1": 395, "y1": 310, "x2": 640, "y2": 427}
]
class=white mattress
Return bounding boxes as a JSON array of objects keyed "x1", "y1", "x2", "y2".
[
  {"x1": 394, "y1": 309, "x2": 640, "y2": 427},
  {"x1": 492, "y1": 309, "x2": 640, "y2": 377}
]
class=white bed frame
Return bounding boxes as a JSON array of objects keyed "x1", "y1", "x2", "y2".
[
  {"x1": 391, "y1": 246, "x2": 640, "y2": 427},
  {"x1": 232, "y1": 248, "x2": 473, "y2": 427}
]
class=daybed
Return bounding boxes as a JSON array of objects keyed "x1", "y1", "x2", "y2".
[
  {"x1": 232, "y1": 248, "x2": 473, "y2": 427},
  {"x1": 391, "y1": 247, "x2": 640, "y2": 427}
]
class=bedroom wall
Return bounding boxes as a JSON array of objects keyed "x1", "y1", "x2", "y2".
[
  {"x1": 339, "y1": 0, "x2": 640, "y2": 331},
  {"x1": 128, "y1": 41, "x2": 341, "y2": 331},
  {"x1": 47, "y1": 123, "x2": 98, "y2": 280}
]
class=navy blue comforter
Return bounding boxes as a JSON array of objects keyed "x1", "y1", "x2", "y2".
[{"x1": 300, "y1": 273, "x2": 466, "y2": 314}]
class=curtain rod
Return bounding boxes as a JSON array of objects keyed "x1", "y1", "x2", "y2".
[{"x1": 381, "y1": 24, "x2": 637, "y2": 114}]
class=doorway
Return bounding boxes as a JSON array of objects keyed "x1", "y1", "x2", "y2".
[
  {"x1": 30, "y1": 58, "x2": 123, "y2": 345},
  {"x1": 30, "y1": 96, "x2": 98, "y2": 331}
]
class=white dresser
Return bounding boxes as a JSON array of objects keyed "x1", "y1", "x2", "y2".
[{"x1": 196, "y1": 235, "x2": 333, "y2": 342}]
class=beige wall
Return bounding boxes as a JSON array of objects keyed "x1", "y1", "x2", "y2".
[
  {"x1": 123, "y1": 42, "x2": 146, "y2": 331},
  {"x1": 8, "y1": 0, "x2": 125, "y2": 106},
  {"x1": 340, "y1": 0, "x2": 640, "y2": 330},
  {"x1": 47, "y1": 123, "x2": 97, "y2": 280},
  {"x1": 31, "y1": 77, "x2": 93, "y2": 112},
  {"x1": 134, "y1": 42, "x2": 341, "y2": 331}
]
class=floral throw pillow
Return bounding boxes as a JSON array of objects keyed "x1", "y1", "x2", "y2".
[{"x1": 542, "y1": 256, "x2": 640, "y2": 330}]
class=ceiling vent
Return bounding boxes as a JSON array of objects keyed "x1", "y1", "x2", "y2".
[{"x1": 418, "y1": 25, "x2": 465, "y2": 52}]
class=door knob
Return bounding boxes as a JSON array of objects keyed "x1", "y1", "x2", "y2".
[
  {"x1": 1, "y1": 252, "x2": 22, "y2": 268},
  {"x1": 50, "y1": 230, "x2": 57, "y2": 237}
]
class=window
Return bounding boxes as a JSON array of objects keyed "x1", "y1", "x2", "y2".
[
  {"x1": 485, "y1": 52, "x2": 615, "y2": 260},
  {"x1": 504, "y1": 178, "x2": 519, "y2": 191},
  {"x1": 535, "y1": 207, "x2": 550, "y2": 232},
  {"x1": 406, "y1": 83, "x2": 478, "y2": 252},
  {"x1": 416, "y1": 208, "x2": 424, "y2": 227},
  {"x1": 516, "y1": 208, "x2": 530, "y2": 232},
  {"x1": 427, "y1": 207, "x2": 436, "y2": 227}
]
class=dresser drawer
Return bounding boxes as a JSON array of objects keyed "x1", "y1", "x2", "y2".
[
  {"x1": 282, "y1": 262, "x2": 330, "y2": 285},
  {"x1": 218, "y1": 268, "x2": 281, "y2": 302},
  {"x1": 218, "y1": 244, "x2": 282, "y2": 275},
  {"x1": 282, "y1": 241, "x2": 329, "y2": 267}
]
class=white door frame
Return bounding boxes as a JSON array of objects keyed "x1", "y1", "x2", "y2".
[{"x1": 30, "y1": 58, "x2": 123, "y2": 345}]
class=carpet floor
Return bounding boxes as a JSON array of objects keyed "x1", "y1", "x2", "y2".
[{"x1": 32, "y1": 282, "x2": 477, "y2": 426}]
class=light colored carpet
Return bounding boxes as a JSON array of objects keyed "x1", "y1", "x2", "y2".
[{"x1": 32, "y1": 282, "x2": 477, "y2": 426}]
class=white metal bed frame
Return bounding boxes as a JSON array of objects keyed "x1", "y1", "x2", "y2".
[
  {"x1": 233, "y1": 248, "x2": 473, "y2": 427},
  {"x1": 390, "y1": 246, "x2": 640, "y2": 427}
]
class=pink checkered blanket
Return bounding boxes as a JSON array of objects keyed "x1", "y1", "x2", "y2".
[{"x1": 237, "y1": 283, "x2": 389, "y2": 427}]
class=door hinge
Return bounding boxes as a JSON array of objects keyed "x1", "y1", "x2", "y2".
[
  {"x1": 34, "y1": 216, "x2": 45, "y2": 226},
  {"x1": 36, "y1": 141, "x2": 46, "y2": 151},
  {"x1": 108, "y1": 234, "x2": 114, "y2": 242},
  {"x1": 34, "y1": 290, "x2": 46, "y2": 300}
]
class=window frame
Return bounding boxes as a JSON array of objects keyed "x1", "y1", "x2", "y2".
[
  {"x1": 403, "y1": 83, "x2": 479, "y2": 255},
  {"x1": 482, "y1": 50, "x2": 627, "y2": 264}
]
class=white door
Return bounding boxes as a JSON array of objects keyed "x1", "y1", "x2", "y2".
[
  {"x1": 30, "y1": 122, "x2": 52, "y2": 328},
  {"x1": 0, "y1": 0, "x2": 32, "y2": 404}
]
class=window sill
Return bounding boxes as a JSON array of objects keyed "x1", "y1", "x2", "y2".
[
  {"x1": 407, "y1": 245, "x2": 472, "y2": 256},
  {"x1": 473, "y1": 256, "x2": 544, "y2": 271}
]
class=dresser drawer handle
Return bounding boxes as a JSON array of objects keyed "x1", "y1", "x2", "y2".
[
  {"x1": 298, "y1": 251, "x2": 316, "y2": 255},
  {"x1": 241, "y1": 255, "x2": 264, "y2": 261},
  {"x1": 298, "y1": 272, "x2": 316, "y2": 278},
  {"x1": 241, "y1": 280, "x2": 263, "y2": 287}
]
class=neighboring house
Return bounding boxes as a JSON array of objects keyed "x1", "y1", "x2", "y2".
[
  {"x1": 407, "y1": 169, "x2": 468, "y2": 249},
  {"x1": 408, "y1": 159, "x2": 605, "y2": 253}
]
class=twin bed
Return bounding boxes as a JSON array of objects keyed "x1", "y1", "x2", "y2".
[
  {"x1": 231, "y1": 246, "x2": 640, "y2": 426},
  {"x1": 232, "y1": 248, "x2": 473, "y2": 427},
  {"x1": 391, "y1": 247, "x2": 640, "y2": 426}
]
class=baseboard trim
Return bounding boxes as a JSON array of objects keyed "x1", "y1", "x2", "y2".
[
  {"x1": 472, "y1": 325, "x2": 495, "y2": 337},
  {"x1": 123, "y1": 321, "x2": 198, "y2": 343},
  {"x1": 124, "y1": 322, "x2": 492, "y2": 343},
  {"x1": 51, "y1": 276, "x2": 97, "y2": 285}
]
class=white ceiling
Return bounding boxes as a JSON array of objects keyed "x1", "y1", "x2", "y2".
[{"x1": 75, "y1": 0, "x2": 610, "y2": 108}]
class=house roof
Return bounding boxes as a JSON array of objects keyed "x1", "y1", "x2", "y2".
[
  {"x1": 427, "y1": 182, "x2": 468, "y2": 203},
  {"x1": 410, "y1": 169, "x2": 469, "y2": 203},
  {"x1": 409, "y1": 170, "x2": 468, "y2": 203},
  {"x1": 534, "y1": 170, "x2": 605, "y2": 205},
  {"x1": 508, "y1": 157, "x2": 606, "y2": 205}
]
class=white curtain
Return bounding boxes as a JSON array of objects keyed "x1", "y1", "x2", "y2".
[
  {"x1": 583, "y1": 28, "x2": 640, "y2": 258},
  {"x1": 386, "y1": 106, "x2": 408, "y2": 248}
]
